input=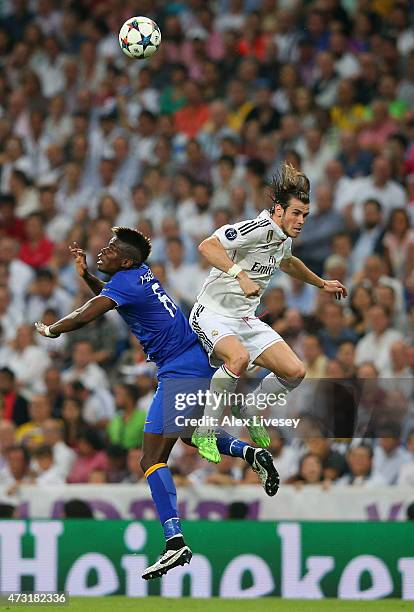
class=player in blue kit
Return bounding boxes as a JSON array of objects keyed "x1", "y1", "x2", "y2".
[{"x1": 35, "y1": 226, "x2": 279, "y2": 579}]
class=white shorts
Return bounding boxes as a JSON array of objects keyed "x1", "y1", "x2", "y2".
[{"x1": 189, "y1": 302, "x2": 283, "y2": 368}]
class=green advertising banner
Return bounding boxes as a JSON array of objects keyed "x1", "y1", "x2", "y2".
[{"x1": 0, "y1": 520, "x2": 413, "y2": 599}]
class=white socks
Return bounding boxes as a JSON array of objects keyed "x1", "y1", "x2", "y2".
[{"x1": 198, "y1": 364, "x2": 240, "y2": 432}]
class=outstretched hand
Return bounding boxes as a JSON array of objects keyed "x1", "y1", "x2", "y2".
[
  {"x1": 321, "y1": 279, "x2": 348, "y2": 300},
  {"x1": 69, "y1": 242, "x2": 88, "y2": 278}
]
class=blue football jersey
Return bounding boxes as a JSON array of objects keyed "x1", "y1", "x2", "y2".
[{"x1": 100, "y1": 265, "x2": 198, "y2": 367}]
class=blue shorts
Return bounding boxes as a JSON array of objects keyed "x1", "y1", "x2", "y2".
[{"x1": 144, "y1": 342, "x2": 216, "y2": 435}]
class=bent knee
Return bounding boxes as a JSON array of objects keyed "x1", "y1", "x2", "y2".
[
  {"x1": 226, "y1": 350, "x2": 250, "y2": 375},
  {"x1": 140, "y1": 455, "x2": 165, "y2": 475},
  {"x1": 286, "y1": 361, "x2": 306, "y2": 384}
]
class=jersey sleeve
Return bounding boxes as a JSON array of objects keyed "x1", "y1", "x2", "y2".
[
  {"x1": 214, "y1": 220, "x2": 270, "y2": 250},
  {"x1": 100, "y1": 274, "x2": 137, "y2": 307},
  {"x1": 282, "y1": 237, "x2": 293, "y2": 260}
]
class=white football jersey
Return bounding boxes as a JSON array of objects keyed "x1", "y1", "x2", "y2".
[{"x1": 197, "y1": 210, "x2": 292, "y2": 317}]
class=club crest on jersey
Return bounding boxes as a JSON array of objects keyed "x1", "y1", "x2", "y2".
[{"x1": 225, "y1": 227, "x2": 238, "y2": 241}]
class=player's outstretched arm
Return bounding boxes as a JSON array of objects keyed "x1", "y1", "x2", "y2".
[
  {"x1": 198, "y1": 236, "x2": 260, "y2": 298},
  {"x1": 280, "y1": 256, "x2": 348, "y2": 300},
  {"x1": 69, "y1": 242, "x2": 105, "y2": 296},
  {"x1": 35, "y1": 296, "x2": 116, "y2": 338}
]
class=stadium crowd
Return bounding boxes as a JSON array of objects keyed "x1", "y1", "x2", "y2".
[{"x1": 1, "y1": 0, "x2": 414, "y2": 499}]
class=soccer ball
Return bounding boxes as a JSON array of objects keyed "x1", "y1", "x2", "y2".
[{"x1": 119, "y1": 16, "x2": 161, "y2": 59}]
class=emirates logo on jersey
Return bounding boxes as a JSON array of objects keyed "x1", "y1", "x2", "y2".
[{"x1": 251, "y1": 256, "x2": 277, "y2": 275}]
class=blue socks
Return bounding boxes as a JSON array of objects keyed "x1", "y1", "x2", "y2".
[
  {"x1": 145, "y1": 463, "x2": 183, "y2": 541},
  {"x1": 215, "y1": 428, "x2": 249, "y2": 459}
]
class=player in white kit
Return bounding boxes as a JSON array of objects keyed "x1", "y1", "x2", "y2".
[{"x1": 190, "y1": 164, "x2": 347, "y2": 462}]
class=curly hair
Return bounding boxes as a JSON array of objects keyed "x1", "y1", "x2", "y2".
[{"x1": 268, "y1": 163, "x2": 310, "y2": 212}]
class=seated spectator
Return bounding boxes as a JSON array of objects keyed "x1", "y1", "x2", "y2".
[
  {"x1": 337, "y1": 444, "x2": 386, "y2": 487},
  {"x1": 306, "y1": 435, "x2": 348, "y2": 481},
  {"x1": 25, "y1": 267, "x2": 72, "y2": 323},
  {"x1": 42, "y1": 418, "x2": 76, "y2": 479},
  {"x1": 16, "y1": 394, "x2": 51, "y2": 450},
  {"x1": 0, "y1": 237, "x2": 35, "y2": 301},
  {"x1": 62, "y1": 398, "x2": 87, "y2": 450},
  {"x1": 62, "y1": 340, "x2": 108, "y2": 391},
  {"x1": 9, "y1": 170, "x2": 39, "y2": 219},
  {"x1": 266, "y1": 429, "x2": 299, "y2": 483},
  {"x1": 336, "y1": 341, "x2": 357, "y2": 378},
  {"x1": 0, "y1": 193, "x2": 26, "y2": 241},
  {"x1": 285, "y1": 453, "x2": 324, "y2": 487},
  {"x1": 383, "y1": 208, "x2": 414, "y2": 282},
  {"x1": 0, "y1": 420, "x2": 16, "y2": 470},
  {"x1": 295, "y1": 184, "x2": 343, "y2": 277},
  {"x1": 0, "y1": 367, "x2": 28, "y2": 426},
  {"x1": 42, "y1": 367, "x2": 64, "y2": 418},
  {"x1": 346, "y1": 284, "x2": 374, "y2": 338},
  {"x1": 32, "y1": 444, "x2": 65, "y2": 485},
  {"x1": 7, "y1": 324, "x2": 50, "y2": 393},
  {"x1": 336, "y1": 129, "x2": 373, "y2": 178},
  {"x1": 107, "y1": 384, "x2": 145, "y2": 450},
  {"x1": 19, "y1": 212, "x2": 54, "y2": 269},
  {"x1": 398, "y1": 431, "x2": 414, "y2": 486},
  {"x1": 0, "y1": 445, "x2": 32, "y2": 491},
  {"x1": 303, "y1": 334, "x2": 328, "y2": 378},
  {"x1": 123, "y1": 447, "x2": 144, "y2": 484},
  {"x1": 0, "y1": 285, "x2": 24, "y2": 343},
  {"x1": 174, "y1": 81, "x2": 209, "y2": 139},
  {"x1": 67, "y1": 428, "x2": 108, "y2": 484},
  {"x1": 358, "y1": 100, "x2": 398, "y2": 154},
  {"x1": 355, "y1": 304, "x2": 403, "y2": 375},
  {"x1": 106, "y1": 444, "x2": 128, "y2": 483},
  {"x1": 372, "y1": 426, "x2": 411, "y2": 485},
  {"x1": 68, "y1": 380, "x2": 115, "y2": 430},
  {"x1": 347, "y1": 199, "x2": 384, "y2": 274},
  {"x1": 343, "y1": 157, "x2": 407, "y2": 227},
  {"x1": 318, "y1": 302, "x2": 358, "y2": 359}
]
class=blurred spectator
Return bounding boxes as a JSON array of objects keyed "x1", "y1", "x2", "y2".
[
  {"x1": 106, "y1": 444, "x2": 128, "y2": 483},
  {"x1": 62, "y1": 398, "x2": 86, "y2": 450},
  {"x1": 7, "y1": 324, "x2": 50, "y2": 392},
  {"x1": 303, "y1": 334, "x2": 328, "y2": 379},
  {"x1": 0, "y1": 420, "x2": 16, "y2": 469},
  {"x1": 15, "y1": 394, "x2": 51, "y2": 449},
  {"x1": 337, "y1": 445, "x2": 385, "y2": 487},
  {"x1": 0, "y1": 367, "x2": 28, "y2": 426},
  {"x1": 62, "y1": 340, "x2": 108, "y2": 391},
  {"x1": 19, "y1": 212, "x2": 54, "y2": 269},
  {"x1": 398, "y1": 431, "x2": 414, "y2": 486},
  {"x1": 355, "y1": 304, "x2": 403, "y2": 375},
  {"x1": 25, "y1": 267, "x2": 72, "y2": 322},
  {"x1": 372, "y1": 426, "x2": 411, "y2": 485},
  {"x1": 0, "y1": 445, "x2": 32, "y2": 490},
  {"x1": 285, "y1": 453, "x2": 324, "y2": 486},
  {"x1": 383, "y1": 208, "x2": 414, "y2": 281},
  {"x1": 318, "y1": 302, "x2": 357, "y2": 359},
  {"x1": 32, "y1": 444, "x2": 65, "y2": 485},
  {"x1": 68, "y1": 380, "x2": 115, "y2": 429},
  {"x1": 41, "y1": 418, "x2": 75, "y2": 479},
  {"x1": 295, "y1": 184, "x2": 343, "y2": 276},
  {"x1": 123, "y1": 447, "x2": 144, "y2": 483},
  {"x1": 107, "y1": 384, "x2": 145, "y2": 450},
  {"x1": 67, "y1": 428, "x2": 108, "y2": 484}
]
